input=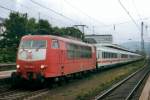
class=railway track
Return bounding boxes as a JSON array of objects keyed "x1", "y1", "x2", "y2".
[
  {"x1": 0, "y1": 77, "x2": 12, "y2": 92},
  {"x1": 0, "y1": 77, "x2": 49, "y2": 100},
  {"x1": 0, "y1": 87, "x2": 49, "y2": 100},
  {"x1": 94, "y1": 62, "x2": 150, "y2": 100}
]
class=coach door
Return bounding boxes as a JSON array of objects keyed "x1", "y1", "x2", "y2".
[
  {"x1": 58, "y1": 41, "x2": 64, "y2": 75},
  {"x1": 52, "y1": 39, "x2": 60, "y2": 63},
  {"x1": 60, "y1": 49, "x2": 64, "y2": 74}
]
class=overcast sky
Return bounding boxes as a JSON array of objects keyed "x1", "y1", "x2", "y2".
[{"x1": 0, "y1": 0, "x2": 150, "y2": 43}]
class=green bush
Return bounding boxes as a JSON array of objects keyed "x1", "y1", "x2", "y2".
[{"x1": 0, "y1": 48, "x2": 16, "y2": 63}]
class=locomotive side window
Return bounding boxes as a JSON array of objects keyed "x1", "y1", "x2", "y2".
[
  {"x1": 52, "y1": 39, "x2": 59, "y2": 48},
  {"x1": 67, "y1": 43, "x2": 92, "y2": 59},
  {"x1": 67, "y1": 43, "x2": 74, "y2": 58}
]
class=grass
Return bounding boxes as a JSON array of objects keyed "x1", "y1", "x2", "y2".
[
  {"x1": 0, "y1": 48, "x2": 16, "y2": 71},
  {"x1": 0, "y1": 48, "x2": 16, "y2": 63},
  {"x1": 75, "y1": 59, "x2": 146, "y2": 100}
]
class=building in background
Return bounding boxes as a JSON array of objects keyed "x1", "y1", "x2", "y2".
[
  {"x1": 85, "y1": 34, "x2": 113, "y2": 44},
  {"x1": 0, "y1": 17, "x2": 5, "y2": 34},
  {"x1": 0, "y1": 17, "x2": 5, "y2": 40}
]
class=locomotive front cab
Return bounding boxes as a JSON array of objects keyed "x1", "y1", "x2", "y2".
[{"x1": 15, "y1": 36, "x2": 48, "y2": 81}]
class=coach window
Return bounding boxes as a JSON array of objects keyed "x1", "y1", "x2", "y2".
[
  {"x1": 102, "y1": 52, "x2": 103, "y2": 58},
  {"x1": 102, "y1": 52, "x2": 105, "y2": 58},
  {"x1": 97, "y1": 51, "x2": 100, "y2": 58},
  {"x1": 52, "y1": 39, "x2": 59, "y2": 48}
]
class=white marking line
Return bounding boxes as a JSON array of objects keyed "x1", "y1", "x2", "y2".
[{"x1": 0, "y1": 70, "x2": 16, "y2": 79}]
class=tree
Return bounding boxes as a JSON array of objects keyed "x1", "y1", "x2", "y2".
[
  {"x1": 52, "y1": 27, "x2": 83, "y2": 39},
  {"x1": 0, "y1": 12, "x2": 29, "y2": 62},
  {"x1": 26, "y1": 18, "x2": 37, "y2": 34},
  {"x1": 61, "y1": 27, "x2": 83, "y2": 39},
  {"x1": 1, "y1": 12, "x2": 28, "y2": 48},
  {"x1": 52, "y1": 26, "x2": 62, "y2": 36},
  {"x1": 35, "y1": 19, "x2": 53, "y2": 35}
]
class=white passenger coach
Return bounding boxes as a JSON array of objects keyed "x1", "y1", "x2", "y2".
[{"x1": 95, "y1": 43, "x2": 142, "y2": 68}]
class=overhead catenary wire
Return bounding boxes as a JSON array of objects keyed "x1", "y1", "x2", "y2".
[
  {"x1": 15, "y1": 1, "x2": 71, "y2": 26},
  {"x1": 102, "y1": 16, "x2": 150, "y2": 28},
  {"x1": 63, "y1": 0, "x2": 150, "y2": 31},
  {"x1": 118, "y1": 0, "x2": 141, "y2": 31},
  {"x1": 1, "y1": 0, "x2": 144, "y2": 28},
  {"x1": 63, "y1": 0, "x2": 112, "y2": 34},
  {"x1": 1, "y1": 0, "x2": 74, "y2": 27},
  {"x1": 29, "y1": 0, "x2": 78, "y2": 24},
  {"x1": 63, "y1": 0, "x2": 107, "y2": 26},
  {"x1": 0, "y1": 4, "x2": 15, "y2": 12},
  {"x1": 132, "y1": 0, "x2": 142, "y2": 21},
  {"x1": 0, "y1": 1, "x2": 148, "y2": 30},
  {"x1": 2, "y1": 0, "x2": 150, "y2": 35}
]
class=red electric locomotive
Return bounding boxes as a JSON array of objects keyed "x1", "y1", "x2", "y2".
[{"x1": 11, "y1": 35, "x2": 96, "y2": 83}]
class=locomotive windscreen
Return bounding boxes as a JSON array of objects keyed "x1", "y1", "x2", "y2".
[
  {"x1": 20, "y1": 40, "x2": 46, "y2": 49},
  {"x1": 18, "y1": 40, "x2": 47, "y2": 61}
]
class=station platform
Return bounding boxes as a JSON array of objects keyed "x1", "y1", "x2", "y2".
[
  {"x1": 0, "y1": 63, "x2": 16, "y2": 67},
  {"x1": 0, "y1": 70, "x2": 16, "y2": 79},
  {"x1": 139, "y1": 75, "x2": 150, "y2": 100}
]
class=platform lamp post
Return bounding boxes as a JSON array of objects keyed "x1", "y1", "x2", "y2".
[{"x1": 127, "y1": 38, "x2": 132, "y2": 51}]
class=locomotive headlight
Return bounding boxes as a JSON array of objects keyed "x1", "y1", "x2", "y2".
[
  {"x1": 16, "y1": 65, "x2": 20, "y2": 69},
  {"x1": 40, "y1": 65, "x2": 45, "y2": 69}
]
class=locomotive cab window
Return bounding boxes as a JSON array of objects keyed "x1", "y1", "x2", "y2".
[
  {"x1": 32, "y1": 40, "x2": 46, "y2": 49},
  {"x1": 20, "y1": 40, "x2": 47, "y2": 49},
  {"x1": 52, "y1": 39, "x2": 59, "y2": 48}
]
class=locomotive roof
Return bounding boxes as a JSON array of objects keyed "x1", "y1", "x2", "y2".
[{"x1": 22, "y1": 35, "x2": 94, "y2": 47}]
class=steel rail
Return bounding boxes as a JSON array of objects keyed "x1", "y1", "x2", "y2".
[
  {"x1": 95, "y1": 62, "x2": 148, "y2": 100},
  {"x1": 125, "y1": 69, "x2": 150, "y2": 100},
  {"x1": 0, "y1": 88, "x2": 49, "y2": 100}
]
